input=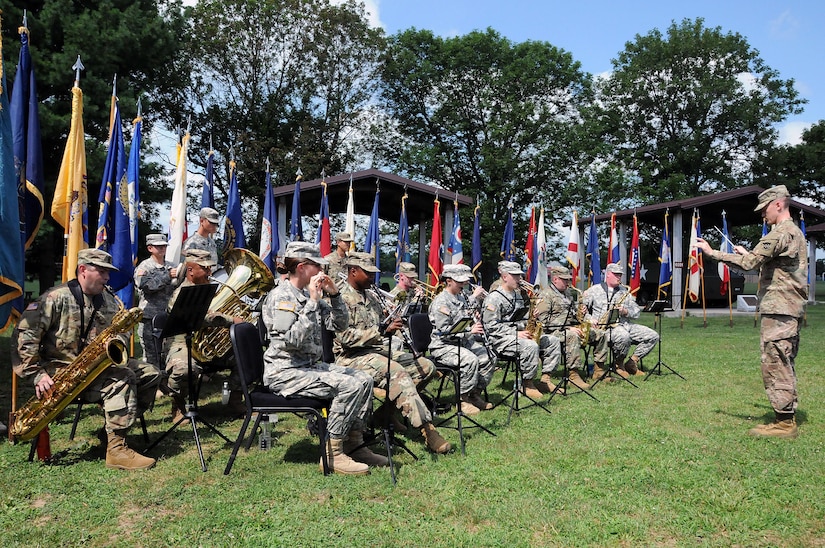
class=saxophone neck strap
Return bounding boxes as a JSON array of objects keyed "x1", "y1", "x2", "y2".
[{"x1": 68, "y1": 279, "x2": 104, "y2": 350}]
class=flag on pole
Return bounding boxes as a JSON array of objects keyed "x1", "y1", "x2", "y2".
[
  {"x1": 126, "y1": 107, "x2": 142, "y2": 274},
  {"x1": 427, "y1": 196, "x2": 443, "y2": 285},
  {"x1": 315, "y1": 176, "x2": 331, "y2": 256},
  {"x1": 223, "y1": 158, "x2": 245, "y2": 252},
  {"x1": 566, "y1": 210, "x2": 580, "y2": 286},
  {"x1": 629, "y1": 214, "x2": 641, "y2": 295},
  {"x1": 536, "y1": 208, "x2": 548, "y2": 289},
  {"x1": 201, "y1": 147, "x2": 214, "y2": 209},
  {"x1": 657, "y1": 211, "x2": 672, "y2": 299},
  {"x1": 500, "y1": 201, "x2": 515, "y2": 261},
  {"x1": 586, "y1": 214, "x2": 601, "y2": 286},
  {"x1": 290, "y1": 168, "x2": 303, "y2": 241},
  {"x1": 51, "y1": 77, "x2": 88, "y2": 282},
  {"x1": 471, "y1": 198, "x2": 482, "y2": 279},
  {"x1": 800, "y1": 211, "x2": 809, "y2": 285},
  {"x1": 687, "y1": 211, "x2": 702, "y2": 303},
  {"x1": 94, "y1": 80, "x2": 124, "y2": 251},
  {"x1": 364, "y1": 185, "x2": 381, "y2": 283},
  {"x1": 396, "y1": 190, "x2": 410, "y2": 272},
  {"x1": 447, "y1": 197, "x2": 463, "y2": 265},
  {"x1": 609, "y1": 212, "x2": 620, "y2": 265},
  {"x1": 0, "y1": 30, "x2": 24, "y2": 330},
  {"x1": 165, "y1": 129, "x2": 189, "y2": 264},
  {"x1": 259, "y1": 161, "x2": 279, "y2": 273},
  {"x1": 345, "y1": 173, "x2": 355, "y2": 251},
  {"x1": 525, "y1": 207, "x2": 537, "y2": 283},
  {"x1": 718, "y1": 211, "x2": 733, "y2": 295}
]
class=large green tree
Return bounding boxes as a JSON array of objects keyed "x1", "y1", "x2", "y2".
[
  {"x1": 373, "y1": 28, "x2": 593, "y2": 277},
  {"x1": 755, "y1": 120, "x2": 825, "y2": 206},
  {"x1": 594, "y1": 18, "x2": 805, "y2": 203},
  {"x1": 156, "y1": 0, "x2": 384, "y2": 245}
]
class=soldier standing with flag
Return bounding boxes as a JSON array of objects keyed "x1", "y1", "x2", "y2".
[{"x1": 697, "y1": 185, "x2": 807, "y2": 439}]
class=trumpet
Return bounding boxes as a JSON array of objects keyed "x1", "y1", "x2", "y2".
[
  {"x1": 410, "y1": 278, "x2": 442, "y2": 301},
  {"x1": 468, "y1": 283, "x2": 488, "y2": 299}
]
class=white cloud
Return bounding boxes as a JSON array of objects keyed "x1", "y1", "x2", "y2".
[
  {"x1": 777, "y1": 120, "x2": 811, "y2": 145},
  {"x1": 770, "y1": 10, "x2": 800, "y2": 40}
]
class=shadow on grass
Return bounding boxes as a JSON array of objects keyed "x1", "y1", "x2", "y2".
[{"x1": 714, "y1": 404, "x2": 808, "y2": 426}]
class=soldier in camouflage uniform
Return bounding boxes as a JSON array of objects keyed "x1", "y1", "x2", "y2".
[
  {"x1": 697, "y1": 185, "x2": 807, "y2": 439},
  {"x1": 324, "y1": 231, "x2": 352, "y2": 285},
  {"x1": 134, "y1": 233, "x2": 179, "y2": 368},
  {"x1": 535, "y1": 265, "x2": 607, "y2": 390},
  {"x1": 335, "y1": 252, "x2": 451, "y2": 454},
  {"x1": 14, "y1": 249, "x2": 160, "y2": 470},
  {"x1": 582, "y1": 262, "x2": 659, "y2": 379},
  {"x1": 182, "y1": 207, "x2": 220, "y2": 266},
  {"x1": 482, "y1": 261, "x2": 561, "y2": 399},
  {"x1": 428, "y1": 264, "x2": 494, "y2": 414},
  {"x1": 262, "y1": 242, "x2": 383, "y2": 475}
]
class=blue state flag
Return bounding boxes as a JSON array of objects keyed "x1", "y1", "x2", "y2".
[
  {"x1": 396, "y1": 191, "x2": 410, "y2": 272},
  {"x1": 126, "y1": 110, "x2": 142, "y2": 274},
  {"x1": 260, "y1": 167, "x2": 279, "y2": 273},
  {"x1": 657, "y1": 212, "x2": 672, "y2": 299},
  {"x1": 447, "y1": 199, "x2": 463, "y2": 264},
  {"x1": 224, "y1": 160, "x2": 245, "y2": 252},
  {"x1": 364, "y1": 187, "x2": 381, "y2": 283},
  {"x1": 290, "y1": 170, "x2": 303, "y2": 241},
  {"x1": 587, "y1": 215, "x2": 601, "y2": 285},
  {"x1": 500, "y1": 202, "x2": 515, "y2": 261},
  {"x1": 103, "y1": 100, "x2": 133, "y2": 306}
]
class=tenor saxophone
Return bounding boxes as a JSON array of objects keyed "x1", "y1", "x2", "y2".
[
  {"x1": 10, "y1": 301, "x2": 142, "y2": 442},
  {"x1": 520, "y1": 280, "x2": 543, "y2": 343}
]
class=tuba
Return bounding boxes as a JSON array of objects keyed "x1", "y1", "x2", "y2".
[
  {"x1": 191, "y1": 248, "x2": 275, "y2": 363},
  {"x1": 11, "y1": 300, "x2": 142, "y2": 442}
]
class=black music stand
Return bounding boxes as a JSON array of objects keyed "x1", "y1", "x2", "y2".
[
  {"x1": 643, "y1": 300, "x2": 685, "y2": 381},
  {"x1": 434, "y1": 316, "x2": 496, "y2": 456},
  {"x1": 546, "y1": 303, "x2": 599, "y2": 403},
  {"x1": 146, "y1": 283, "x2": 232, "y2": 472},
  {"x1": 589, "y1": 308, "x2": 638, "y2": 389}
]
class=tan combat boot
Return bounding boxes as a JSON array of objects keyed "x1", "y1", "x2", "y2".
[
  {"x1": 467, "y1": 389, "x2": 493, "y2": 410},
  {"x1": 421, "y1": 423, "x2": 451, "y2": 454},
  {"x1": 537, "y1": 374, "x2": 561, "y2": 394},
  {"x1": 170, "y1": 397, "x2": 186, "y2": 423},
  {"x1": 613, "y1": 360, "x2": 630, "y2": 379},
  {"x1": 106, "y1": 430, "x2": 156, "y2": 471},
  {"x1": 523, "y1": 379, "x2": 544, "y2": 399},
  {"x1": 748, "y1": 417, "x2": 798, "y2": 439},
  {"x1": 568, "y1": 370, "x2": 590, "y2": 390},
  {"x1": 459, "y1": 395, "x2": 481, "y2": 415},
  {"x1": 592, "y1": 363, "x2": 607, "y2": 380},
  {"x1": 343, "y1": 430, "x2": 390, "y2": 467},
  {"x1": 624, "y1": 356, "x2": 644, "y2": 376},
  {"x1": 322, "y1": 438, "x2": 370, "y2": 475}
]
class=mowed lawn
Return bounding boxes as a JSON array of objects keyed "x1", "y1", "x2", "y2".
[{"x1": 1, "y1": 306, "x2": 824, "y2": 547}]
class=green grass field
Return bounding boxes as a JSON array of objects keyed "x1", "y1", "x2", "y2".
[{"x1": 1, "y1": 308, "x2": 824, "y2": 547}]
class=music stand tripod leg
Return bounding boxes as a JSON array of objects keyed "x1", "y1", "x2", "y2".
[
  {"x1": 644, "y1": 311, "x2": 686, "y2": 381},
  {"x1": 547, "y1": 333, "x2": 599, "y2": 403}
]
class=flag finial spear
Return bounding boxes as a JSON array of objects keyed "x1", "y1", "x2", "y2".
[{"x1": 72, "y1": 55, "x2": 85, "y2": 86}]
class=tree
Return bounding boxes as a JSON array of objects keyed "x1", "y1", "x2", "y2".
[
  {"x1": 373, "y1": 28, "x2": 593, "y2": 278},
  {"x1": 595, "y1": 18, "x2": 805, "y2": 202},
  {"x1": 755, "y1": 120, "x2": 825, "y2": 206},
  {"x1": 155, "y1": 0, "x2": 385, "y2": 246},
  {"x1": 1, "y1": 0, "x2": 187, "y2": 289}
]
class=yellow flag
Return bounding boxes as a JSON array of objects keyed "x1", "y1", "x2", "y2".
[{"x1": 50, "y1": 86, "x2": 88, "y2": 282}]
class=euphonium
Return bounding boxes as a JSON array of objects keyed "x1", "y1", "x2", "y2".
[
  {"x1": 191, "y1": 248, "x2": 274, "y2": 363},
  {"x1": 11, "y1": 300, "x2": 142, "y2": 442}
]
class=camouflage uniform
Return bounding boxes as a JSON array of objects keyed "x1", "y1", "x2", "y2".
[
  {"x1": 707, "y1": 218, "x2": 807, "y2": 414},
  {"x1": 481, "y1": 288, "x2": 560, "y2": 378},
  {"x1": 134, "y1": 256, "x2": 177, "y2": 367},
  {"x1": 428, "y1": 289, "x2": 495, "y2": 395},
  {"x1": 183, "y1": 232, "x2": 218, "y2": 266},
  {"x1": 14, "y1": 284, "x2": 160, "y2": 433},
  {"x1": 164, "y1": 280, "x2": 235, "y2": 399},
  {"x1": 261, "y1": 280, "x2": 373, "y2": 439},
  {"x1": 335, "y1": 284, "x2": 435, "y2": 428},
  {"x1": 582, "y1": 283, "x2": 659, "y2": 364},
  {"x1": 535, "y1": 285, "x2": 608, "y2": 370},
  {"x1": 324, "y1": 251, "x2": 348, "y2": 286}
]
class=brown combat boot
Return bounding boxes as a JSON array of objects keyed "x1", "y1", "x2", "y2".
[
  {"x1": 421, "y1": 422, "x2": 451, "y2": 454},
  {"x1": 568, "y1": 370, "x2": 590, "y2": 390},
  {"x1": 523, "y1": 379, "x2": 544, "y2": 399},
  {"x1": 624, "y1": 356, "x2": 644, "y2": 376},
  {"x1": 343, "y1": 430, "x2": 390, "y2": 467},
  {"x1": 458, "y1": 396, "x2": 481, "y2": 415},
  {"x1": 322, "y1": 437, "x2": 370, "y2": 475},
  {"x1": 170, "y1": 397, "x2": 186, "y2": 423},
  {"x1": 537, "y1": 374, "x2": 561, "y2": 394},
  {"x1": 748, "y1": 417, "x2": 798, "y2": 439},
  {"x1": 106, "y1": 430, "x2": 156, "y2": 470},
  {"x1": 467, "y1": 389, "x2": 493, "y2": 410}
]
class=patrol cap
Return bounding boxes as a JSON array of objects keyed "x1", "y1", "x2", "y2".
[
  {"x1": 284, "y1": 241, "x2": 329, "y2": 265},
  {"x1": 199, "y1": 207, "x2": 220, "y2": 224},
  {"x1": 184, "y1": 248, "x2": 217, "y2": 268},
  {"x1": 398, "y1": 262, "x2": 418, "y2": 279},
  {"x1": 497, "y1": 260, "x2": 524, "y2": 276},
  {"x1": 754, "y1": 185, "x2": 790, "y2": 211},
  {"x1": 347, "y1": 251, "x2": 380, "y2": 273},
  {"x1": 442, "y1": 264, "x2": 472, "y2": 283},
  {"x1": 335, "y1": 232, "x2": 354, "y2": 242},
  {"x1": 549, "y1": 265, "x2": 572, "y2": 280},
  {"x1": 605, "y1": 263, "x2": 623, "y2": 275},
  {"x1": 146, "y1": 233, "x2": 168, "y2": 246},
  {"x1": 78, "y1": 248, "x2": 119, "y2": 271}
]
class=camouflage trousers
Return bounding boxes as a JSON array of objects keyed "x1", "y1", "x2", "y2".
[
  {"x1": 138, "y1": 320, "x2": 162, "y2": 369},
  {"x1": 550, "y1": 326, "x2": 608, "y2": 371},
  {"x1": 165, "y1": 342, "x2": 201, "y2": 400},
  {"x1": 430, "y1": 340, "x2": 495, "y2": 395},
  {"x1": 81, "y1": 358, "x2": 161, "y2": 433},
  {"x1": 337, "y1": 351, "x2": 435, "y2": 428},
  {"x1": 760, "y1": 314, "x2": 800, "y2": 414},
  {"x1": 492, "y1": 333, "x2": 560, "y2": 379},
  {"x1": 266, "y1": 363, "x2": 373, "y2": 439},
  {"x1": 607, "y1": 322, "x2": 659, "y2": 363}
]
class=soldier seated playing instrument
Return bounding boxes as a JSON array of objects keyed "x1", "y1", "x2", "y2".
[
  {"x1": 582, "y1": 262, "x2": 659, "y2": 379},
  {"x1": 335, "y1": 252, "x2": 452, "y2": 454},
  {"x1": 13, "y1": 248, "x2": 160, "y2": 470}
]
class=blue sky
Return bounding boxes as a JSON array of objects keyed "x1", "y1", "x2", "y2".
[{"x1": 368, "y1": 0, "x2": 823, "y2": 145}]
